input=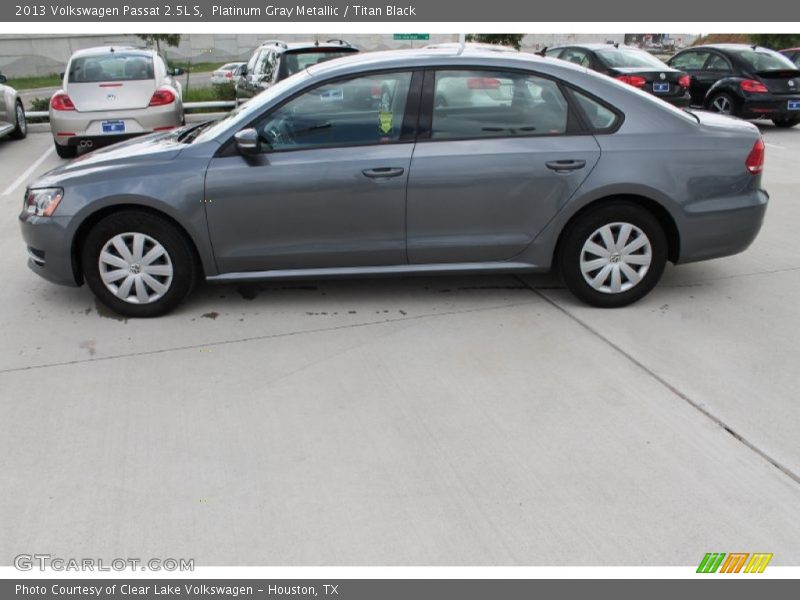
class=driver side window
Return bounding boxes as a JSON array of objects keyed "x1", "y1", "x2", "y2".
[{"x1": 253, "y1": 71, "x2": 413, "y2": 152}]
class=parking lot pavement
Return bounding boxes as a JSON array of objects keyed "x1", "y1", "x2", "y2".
[{"x1": 1, "y1": 125, "x2": 800, "y2": 566}]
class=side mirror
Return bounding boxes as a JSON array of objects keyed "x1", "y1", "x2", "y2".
[
  {"x1": 240, "y1": 65, "x2": 248, "y2": 76},
  {"x1": 0, "y1": 74, "x2": 6, "y2": 84},
  {"x1": 170, "y1": 67, "x2": 186, "y2": 76},
  {"x1": 234, "y1": 128, "x2": 260, "y2": 155},
  {"x1": 59, "y1": 72, "x2": 65, "y2": 80}
]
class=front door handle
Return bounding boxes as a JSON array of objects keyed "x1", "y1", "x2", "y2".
[
  {"x1": 545, "y1": 159, "x2": 586, "y2": 173},
  {"x1": 362, "y1": 167, "x2": 405, "y2": 179}
]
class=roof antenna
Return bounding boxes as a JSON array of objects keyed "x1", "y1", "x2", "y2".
[{"x1": 458, "y1": 33, "x2": 466, "y2": 55}]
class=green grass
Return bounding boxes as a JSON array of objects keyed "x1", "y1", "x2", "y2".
[
  {"x1": 5, "y1": 74, "x2": 62, "y2": 90},
  {"x1": 170, "y1": 61, "x2": 222, "y2": 73},
  {"x1": 184, "y1": 82, "x2": 235, "y2": 103}
]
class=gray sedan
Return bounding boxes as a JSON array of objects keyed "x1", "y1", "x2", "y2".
[
  {"x1": 19, "y1": 48, "x2": 768, "y2": 317},
  {"x1": 0, "y1": 72, "x2": 27, "y2": 142}
]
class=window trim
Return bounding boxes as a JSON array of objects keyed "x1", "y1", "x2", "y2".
[
  {"x1": 416, "y1": 65, "x2": 604, "y2": 144},
  {"x1": 216, "y1": 67, "x2": 423, "y2": 157}
]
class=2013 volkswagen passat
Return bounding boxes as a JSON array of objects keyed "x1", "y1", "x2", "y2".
[{"x1": 20, "y1": 48, "x2": 768, "y2": 317}]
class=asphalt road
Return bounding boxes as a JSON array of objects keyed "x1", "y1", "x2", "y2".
[{"x1": 1, "y1": 122, "x2": 799, "y2": 566}]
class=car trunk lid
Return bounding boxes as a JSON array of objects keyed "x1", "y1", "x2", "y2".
[
  {"x1": 755, "y1": 69, "x2": 800, "y2": 94},
  {"x1": 68, "y1": 79, "x2": 157, "y2": 112}
]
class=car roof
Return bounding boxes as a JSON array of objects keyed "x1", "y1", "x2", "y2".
[
  {"x1": 69, "y1": 46, "x2": 153, "y2": 59},
  {"x1": 549, "y1": 43, "x2": 638, "y2": 51},
  {"x1": 686, "y1": 44, "x2": 772, "y2": 52},
  {"x1": 255, "y1": 40, "x2": 357, "y2": 53},
  {"x1": 305, "y1": 46, "x2": 584, "y2": 77}
]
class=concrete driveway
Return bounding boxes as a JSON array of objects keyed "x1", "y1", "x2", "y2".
[{"x1": 1, "y1": 123, "x2": 799, "y2": 566}]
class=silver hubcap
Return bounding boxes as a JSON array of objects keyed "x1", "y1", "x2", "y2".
[
  {"x1": 16, "y1": 105, "x2": 25, "y2": 134},
  {"x1": 98, "y1": 232, "x2": 173, "y2": 304},
  {"x1": 712, "y1": 96, "x2": 732, "y2": 114},
  {"x1": 580, "y1": 222, "x2": 652, "y2": 294}
]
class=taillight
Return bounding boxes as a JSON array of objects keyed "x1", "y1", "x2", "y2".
[
  {"x1": 741, "y1": 79, "x2": 769, "y2": 93},
  {"x1": 467, "y1": 77, "x2": 501, "y2": 90},
  {"x1": 50, "y1": 92, "x2": 76, "y2": 111},
  {"x1": 745, "y1": 138, "x2": 765, "y2": 174},
  {"x1": 616, "y1": 74, "x2": 647, "y2": 89},
  {"x1": 149, "y1": 88, "x2": 176, "y2": 106},
  {"x1": 678, "y1": 74, "x2": 691, "y2": 88},
  {"x1": 225, "y1": 71, "x2": 233, "y2": 78}
]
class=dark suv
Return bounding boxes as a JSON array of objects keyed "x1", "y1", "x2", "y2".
[{"x1": 235, "y1": 39, "x2": 359, "y2": 104}]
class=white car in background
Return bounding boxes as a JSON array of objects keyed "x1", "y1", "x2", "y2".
[
  {"x1": 49, "y1": 46, "x2": 185, "y2": 158},
  {"x1": 0, "y1": 72, "x2": 26, "y2": 142},
  {"x1": 210, "y1": 62, "x2": 245, "y2": 85}
]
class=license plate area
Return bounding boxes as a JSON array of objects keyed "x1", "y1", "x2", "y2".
[
  {"x1": 101, "y1": 120, "x2": 125, "y2": 134},
  {"x1": 788, "y1": 99, "x2": 800, "y2": 110},
  {"x1": 653, "y1": 82, "x2": 670, "y2": 93}
]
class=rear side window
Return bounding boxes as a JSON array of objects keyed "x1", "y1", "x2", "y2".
[
  {"x1": 704, "y1": 54, "x2": 732, "y2": 71},
  {"x1": 68, "y1": 53, "x2": 154, "y2": 83},
  {"x1": 431, "y1": 70, "x2": 569, "y2": 140},
  {"x1": 571, "y1": 90, "x2": 619, "y2": 131}
]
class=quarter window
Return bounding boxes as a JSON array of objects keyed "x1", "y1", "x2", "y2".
[
  {"x1": 253, "y1": 71, "x2": 412, "y2": 151},
  {"x1": 572, "y1": 90, "x2": 619, "y2": 131},
  {"x1": 431, "y1": 70, "x2": 569, "y2": 140},
  {"x1": 704, "y1": 54, "x2": 731, "y2": 71}
]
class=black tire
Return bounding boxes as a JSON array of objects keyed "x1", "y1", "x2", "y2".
[
  {"x1": 558, "y1": 201, "x2": 668, "y2": 308},
  {"x1": 81, "y1": 210, "x2": 198, "y2": 318},
  {"x1": 772, "y1": 117, "x2": 800, "y2": 128},
  {"x1": 55, "y1": 142, "x2": 77, "y2": 159},
  {"x1": 707, "y1": 92, "x2": 737, "y2": 117},
  {"x1": 10, "y1": 101, "x2": 27, "y2": 140}
]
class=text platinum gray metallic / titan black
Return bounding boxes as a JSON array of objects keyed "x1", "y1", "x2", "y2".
[{"x1": 19, "y1": 48, "x2": 769, "y2": 317}]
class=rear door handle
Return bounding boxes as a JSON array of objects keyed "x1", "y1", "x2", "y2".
[
  {"x1": 362, "y1": 167, "x2": 405, "y2": 179},
  {"x1": 545, "y1": 159, "x2": 586, "y2": 173}
]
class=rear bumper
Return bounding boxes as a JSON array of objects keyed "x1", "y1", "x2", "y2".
[
  {"x1": 49, "y1": 103, "x2": 182, "y2": 146},
  {"x1": 677, "y1": 188, "x2": 769, "y2": 264},
  {"x1": 739, "y1": 96, "x2": 800, "y2": 120}
]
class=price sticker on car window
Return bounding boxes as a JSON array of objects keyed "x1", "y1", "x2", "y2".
[{"x1": 378, "y1": 111, "x2": 393, "y2": 135}]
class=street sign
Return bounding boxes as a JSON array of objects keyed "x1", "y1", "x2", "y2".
[{"x1": 393, "y1": 34, "x2": 430, "y2": 41}]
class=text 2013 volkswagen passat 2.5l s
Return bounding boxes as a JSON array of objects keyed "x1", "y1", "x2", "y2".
[{"x1": 19, "y1": 48, "x2": 768, "y2": 318}]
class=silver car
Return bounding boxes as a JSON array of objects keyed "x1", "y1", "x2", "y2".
[
  {"x1": 49, "y1": 46, "x2": 185, "y2": 158},
  {"x1": 20, "y1": 48, "x2": 768, "y2": 317},
  {"x1": 0, "y1": 72, "x2": 26, "y2": 142},
  {"x1": 210, "y1": 62, "x2": 246, "y2": 85}
]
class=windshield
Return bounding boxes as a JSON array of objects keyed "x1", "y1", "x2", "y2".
[
  {"x1": 596, "y1": 48, "x2": 669, "y2": 69},
  {"x1": 731, "y1": 48, "x2": 797, "y2": 72},
  {"x1": 68, "y1": 53, "x2": 154, "y2": 83},
  {"x1": 192, "y1": 70, "x2": 312, "y2": 144},
  {"x1": 278, "y1": 49, "x2": 357, "y2": 78}
]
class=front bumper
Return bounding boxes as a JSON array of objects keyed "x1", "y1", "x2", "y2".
[
  {"x1": 18, "y1": 211, "x2": 80, "y2": 287},
  {"x1": 678, "y1": 188, "x2": 769, "y2": 264},
  {"x1": 50, "y1": 103, "x2": 182, "y2": 147}
]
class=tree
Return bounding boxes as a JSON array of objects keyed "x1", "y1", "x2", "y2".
[
  {"x1": 135, "y1": 34, "x2": 182, "y2": 54},
  {"x1": 466, "y1": 34, "x2": 525, "y2": 51},
  {"x1": 749, "y1": 34, "x2": 800, "y2": 50}
]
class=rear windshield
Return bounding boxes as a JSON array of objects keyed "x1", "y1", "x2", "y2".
[
  {"x1": 730, "y1": 49, "x2": 797, "y2": 72},
  {"x1": 68, "y1": 53, "x2": 154, "y2": 83},
  {"x1": 279, "y1": 49, "x2": 358, "y2": 78},
  {"x1": 596, "y1": 48, "x2": 669, "y2": 69}
]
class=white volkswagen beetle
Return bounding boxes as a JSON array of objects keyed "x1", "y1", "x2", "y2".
[{"x1": 0, "y1": 72, "x2": 27, "y2": 142}]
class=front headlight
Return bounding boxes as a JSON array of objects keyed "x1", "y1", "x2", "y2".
[{"x1": 24, "y1": 188, "x2": 63, "y2": 217}]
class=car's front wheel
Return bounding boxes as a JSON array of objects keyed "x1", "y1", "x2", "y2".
[
  {"x1": 81, "y1": 210, "x2": 198, "y2": 318},
  {"x1": 558, "y1": 202, "x2": 667, "y2": 308},
  {"x1": 772, "y1": 117, "x2": 800, "y2": 128},
  {"x1": 10, "y1": 101, "x2": 27, "y2": 140}
]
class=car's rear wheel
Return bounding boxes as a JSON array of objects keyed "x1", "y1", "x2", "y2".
[
  {"x1": 708, "y1": 92, "x2": 737, "y2": 116},
  {"x1": 54, "y1": 142, "x2": 77, "y2": 159},
  {"x1": 10, "y1": 102, "x2": 27, "y2": 140},
  {"x1": 558, "y1": 202, "x2": 667, "y2": 308},
  {"x1": 81, "y1": 210, "x2": 198, "y2": 318},
  {"x1": 772, "y1": 117, "x2": 800, "y2": 128}
]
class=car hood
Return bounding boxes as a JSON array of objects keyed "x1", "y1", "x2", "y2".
[{"x1": 33, "y1": 131, "x2": 185, "y2": 187}]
